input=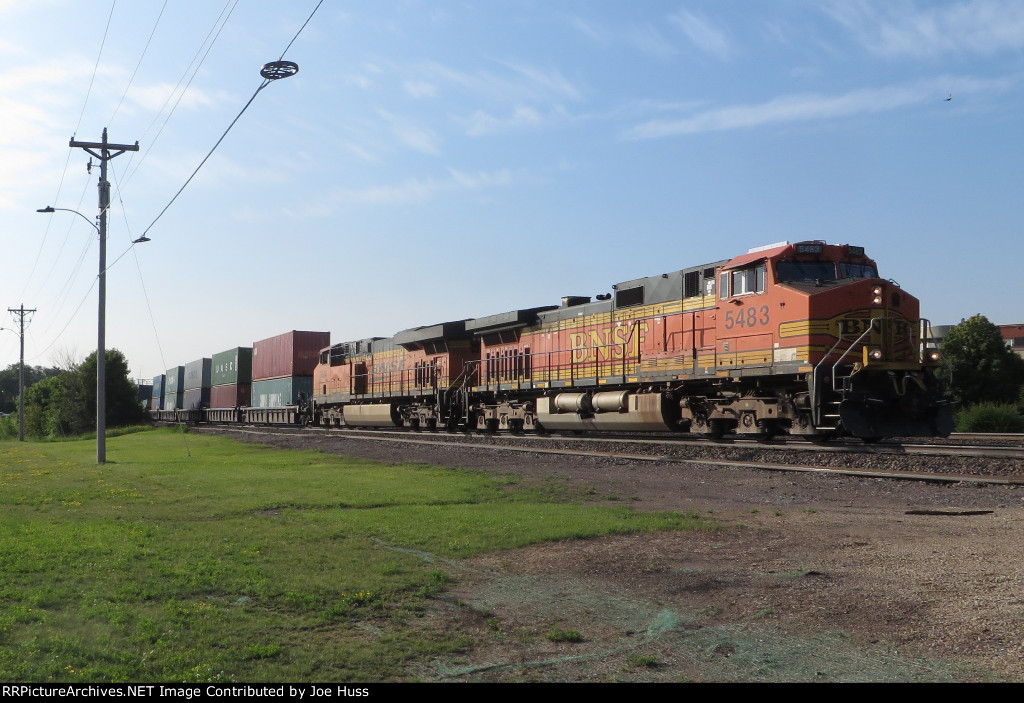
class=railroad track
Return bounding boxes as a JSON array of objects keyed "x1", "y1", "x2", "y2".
[{"x1": 195, "y1": 424, "x2": 1024, "y2": 485}]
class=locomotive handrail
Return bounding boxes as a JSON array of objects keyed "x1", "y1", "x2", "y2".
[{"x1": 829, "y1": 316, "x2": 885, "y2": 392}]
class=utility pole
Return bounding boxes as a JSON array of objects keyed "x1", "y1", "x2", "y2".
[
  {"x1": 69, "y1": 129, "x2": 138, "y2": 464},
  {"x1": 6, "y1": 305, "x2": 36, "y2": 441}
]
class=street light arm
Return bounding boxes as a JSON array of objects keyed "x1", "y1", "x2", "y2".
[{"x1": 36, "y1": 206, "x2": 99, "y2": 232}]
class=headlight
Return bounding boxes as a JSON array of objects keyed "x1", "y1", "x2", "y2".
[
  {"x1": 928, "y1": 350, "x2": 941, "y2": 362},
  {"x1": 869, "y1": 348, "x2": 883, "y2": 360},
  {"x1": 871, "y1": 286, "x2": 883, "y2": 305}
]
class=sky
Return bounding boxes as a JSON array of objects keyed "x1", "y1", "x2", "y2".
[{"x1": 1, "y1": 0, "x2": 1022, "y2": 381}]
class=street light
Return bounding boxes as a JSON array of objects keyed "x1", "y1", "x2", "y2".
[{"x1": 36, "y1": 201, "x2": 148, "y2": 463}]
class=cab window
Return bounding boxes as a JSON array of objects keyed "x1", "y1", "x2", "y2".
[
  {"x1": 776, "y1": 260, "x2": 837, "y2": 282},
  {"x1": 730, "y1": 263, "x2": 766, "y2": 296},
  {"x1": 839, "y1": 262, "x2": 878, "y2": 279}
]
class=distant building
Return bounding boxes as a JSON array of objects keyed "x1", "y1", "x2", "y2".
[
  {"x1": 999, "y1": 323, "x2": 1024, "y2": 360},
  {"x1": 933, "y1": 321, "x2": 1024, "y2": 360}
]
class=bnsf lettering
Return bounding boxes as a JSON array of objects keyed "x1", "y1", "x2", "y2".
[
  {"x1": 839, "y1": 318, "x2": 912, "y2": 338},
  {"x1": 569, "y1": 323, "x2": 649, "y2": 363}
]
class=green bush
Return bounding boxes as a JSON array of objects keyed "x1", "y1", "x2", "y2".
[
  {"x1": 0, "y1": 413, "x2": 17, "y2": 439},
  {"x1": 955, "y1": 402, "x2": 1024, "y2": 433}
]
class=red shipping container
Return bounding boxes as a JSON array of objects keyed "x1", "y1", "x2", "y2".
[
  {"x1": 252, "y1": 330, "x2": 330, "y2": 381},
  {"x1": 210, "y1": 383, "x2": 252, "y2": 409}
]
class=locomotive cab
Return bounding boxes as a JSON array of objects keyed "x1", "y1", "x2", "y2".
[{"x1": 715, "y1": 241, "x2": 951, "y2": 440}]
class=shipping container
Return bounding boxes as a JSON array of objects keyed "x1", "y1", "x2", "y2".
[
  {"x1": 210, "y1": 383, "x2": 252, "y2": 409},
  {"x1": 252, "y1": 331, "x2": 330, "y2": 381},
  {"x1": 150, "y1": 374, "x2": 164, "y2": 401},
  {"x1": 165, "y1": 366, "x2": 185, "y2": 395},
  {"x1": 183, "y1": 387, "x2": 210, "y2": 410},
  {"x1": 211, "y1": 347, "x2": 253, "y2": 387},
  {"x1": 137, "y1": 384, "x2": 153, "y2": 409},
  {"x1": 163, "y1": 390, "x2": 183, "y2": 411},
  {"x1": 184, "y1": 358, "x2": 212, "y2": 391},
  {"x1": 251, "y1": 376, "x2": 313, "y2": 408}
]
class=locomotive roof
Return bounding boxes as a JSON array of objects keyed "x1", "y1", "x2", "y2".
[
  {"x1": 722, "y1": 241, "x2": 871, "y2": 270},
  {"x1": 393, "y1": 319, "x2": 470, "y2": 346},
  {"x1": 465, "y1": 306, "x2": 559, "y2": 333},
  {"x1": 722, "y1": 243, "x2": 795, "y2": 269},
  {"x1": 536, "y1": 298, "x2": 613, "y2": 323}
]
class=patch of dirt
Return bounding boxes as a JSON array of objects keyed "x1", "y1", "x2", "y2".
[{"x1": 203, "y1": 428, "x2": 1024, "y2": 682}]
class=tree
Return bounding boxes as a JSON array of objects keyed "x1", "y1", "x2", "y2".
[
  {"x1": 0, "y1": 363, "x2": 61, "y2": 414},
  {"x1": 78, "y1": 349, "x2": 148, "y2": 428},
  {"x1": 16, "y1": 349, "x2": 146, "y2": 439},
  {"x1": 938, "y1": 315, "x2": 1024, "y2": 406}
]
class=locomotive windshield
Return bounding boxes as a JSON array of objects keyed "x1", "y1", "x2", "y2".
[
  {"x1": 839, "y1": 262, "x2": 878, "y2": 279},
  {"x1": 776, "y1": 260, "x2": 878, "y2": 282},
  {"x1": 775, "y1": 261, "x2": 838, "y2": 282}
]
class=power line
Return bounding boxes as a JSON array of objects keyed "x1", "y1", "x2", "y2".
[
  {"x1": 121, "y1": 0, "x2": 241, "y2": 187},
  {"x1": 108, "y1": 0, "x2": 170, "y2": 126},
  {"x1": 74, "y1": 0, "x2": 117, "y2": 136},
  {"x1": 135, "y1": 0, "x2": 323, "y2": 240},
  {"x1": 21, "y1": 1, "x2": 117, "y2": 301}
]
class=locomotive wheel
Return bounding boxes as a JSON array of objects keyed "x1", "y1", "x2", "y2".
[
  {"x1": 753, "y1": 419, "x2": 778, "y2": 443},
  {"x1": 702, "y1": 419, "x2": 727, "y2": 440}
]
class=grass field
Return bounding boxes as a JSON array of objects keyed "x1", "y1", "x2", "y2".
[{"x1": 0, "y1": 427, "x2": 711, "y2": 682}]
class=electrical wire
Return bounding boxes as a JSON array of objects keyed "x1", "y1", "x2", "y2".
[
  {"x1": 30, "y1": 176, "x2": 94, "y2": 305},
  {"x1": 135, "y1": 0, "x2": 324, "y2": 240},
  {"x1": 19, "y1": 0, "x2": 116, "y2": 302},
  {"x1": 74, "y1": 0, "x2": 117, "y2": 136},
  {"x1": 134, "y1": 0, "x2": 321, "y2": 239},
  {"x1": 27, "y1": 277, "x2": 97, "y2": 362},
  {"x1": 25, "y1": 0, "x2": 323, "y2": 366},
  {"x1": 108, "y1": 0, "x2": 169, "y2": 126},
  {"x1": 121, "y1": 0, "x2": 241, "y2": 187}
]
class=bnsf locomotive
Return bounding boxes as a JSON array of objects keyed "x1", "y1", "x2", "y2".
[{"x1": 303, "y1": 241, "x2": 951, "y2": 442}]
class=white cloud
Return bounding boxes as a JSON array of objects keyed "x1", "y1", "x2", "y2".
[
  {"x1": 403, "y1": 80, "x2": 437, "y2": 99},
  {"x1": 125, "y1": 82, "x2": 221, "y2": 113},
  {"x1": 447, "y1": 168, "x2": 513, "y2": 189},
  {"x1": 667, "y1": 8, "x2": 734, "y2": 60},
  {"x1": 823, "y1": 0, "x2": 1024, "y2": 57},
  {"x1": 345, "y1": 74, "x2": 373, "y2": 89},
  {"x1": 305, "y1": 168, "x2": 515, "y2": 213},
  {"x1": 569, "y1": 16, "x2": 607, "y2": 44},
  {"x1": 415, "y1": 59, "x2": 583, "y2": 105},
  {"x1": 377, "y1": 110, "x2": 441, "y2": 155},
  {"x1": 626, "y1": 23, "x2": 677, "y2": 59},
  {"x1": 496, "y1": 60, "x2": 582, "y2": 101},
  {"x1": 462, "y1": 106, "x2": 542, "y2": 137},
  {"x1": 622, "y1": 76, "x2": 1011, "y2": 139}
]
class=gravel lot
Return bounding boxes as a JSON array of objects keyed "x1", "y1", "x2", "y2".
[{"x1": 202, "y1": 426, "x2": 1024, "y2": 682}]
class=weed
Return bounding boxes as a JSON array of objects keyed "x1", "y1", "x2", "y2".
[
  {"x1": 243, "y1": 643, "x2": 281, "y2": 660},
  {"x1": 546, "y1": 626, "x2": 583, "y2": 643},
  {"x1": 627, "y1": 653, "x2": 660, "y2": 668},
  {"x1": 752, "y1": 608, "x2": 775, "y2": 619},
  {"x1": 773, "y1": 510, "x2": 784, "y2": 517},
  {"x1": 418, "y1": 570, "x2": 449, "y2": 598}
]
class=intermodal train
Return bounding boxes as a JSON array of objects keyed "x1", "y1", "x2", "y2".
[{"x1": 155, "y1": 241, "x2": 953, "y2": 442}]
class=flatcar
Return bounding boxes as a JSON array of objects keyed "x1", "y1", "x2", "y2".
[{"x1": 308, "y1": 241, "x2": 952, "y2": 441}]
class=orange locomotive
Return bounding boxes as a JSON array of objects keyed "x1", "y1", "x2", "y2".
[{"x1": 312, "y1": 241, "x2": 952, "y2": 441}]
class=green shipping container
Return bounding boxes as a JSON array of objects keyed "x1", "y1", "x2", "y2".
[
  {"x1": 251, "y1": 377, "x2": 313, "y2": 408},
  {"x1": 211, "y1": 347, "x2": 253, "y2": 387}
]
